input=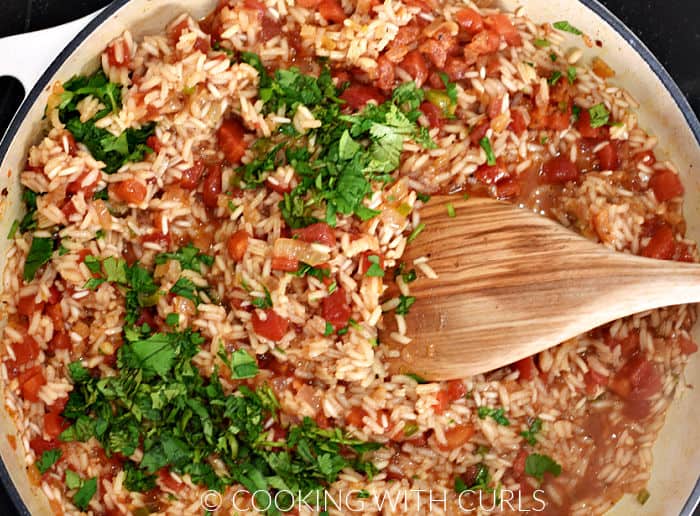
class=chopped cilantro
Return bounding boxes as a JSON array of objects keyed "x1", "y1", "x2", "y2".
[
  {"x1": 251, "y1": 286, "x2": 273, "y2": 309},
  {"x1": 324, "y1": 321, "x2": 334, "y2": 336},
  {"x1": 479, "y1": 137, "x2": 496, "y2": 166},
  {"x1": 95, "y1": 229, "x2": 105, "y2": 240},
  {"x1": 571, "y1": 105, "x2": 582, "y2": 122},
  {"x1": 36, "y1": 449, "x2": 61, "y2": 474},
  {"x1": 72, "y1": 476, "x2": 97, "y2": 511},
  {"x1": 155, "y1": 244, "x2": 214, "y2": 274},
  {"x1": 416, "y1": 192, "x2": 431, "y2": 203},
  {"x1": 477, "y1": 406, "x2": 510, "y2": 426},
  {"x1": 364, "y1": 254, "x2": 384, "y2": 277},
  {"x1": 19, "y1": 189, "x2": 38, "y2": 234},
  {"x1": 534, "y1": 38, "x2": 551, "y2": 47},
  {"x1": 520, "y1": 418, "x2": 543, "y2": 445},
  {"x1": 327, "y1": 280, "x2": 337, "y2": 294},
  {"x1": 65, "y1": 470, "x2": 82, "y2": 489},
  {"x1": 241, "y1": 58, "x2": 434, "y2": 228},
  {"x1": 93, "y1": 188, "x2": 109, "y2": 201},
  {"x1": 407, "y1": 222, "x2": 425, "y2": 243},
  {"x1": 446, "y1": 203, "x2": 456, "y2": 218},
  {"x1": 166, "y1": 313, "x2": 179, "y2": 327},
  {"x1": 455, "y1": 463, "x2": 492, "y2": 494},
  {"x1": 567, "y1": 66, "x2": 577, "y2": 84},
  {"x1": 549, "y1": 53, "x2": 558, "y2": 62},
  {"x1": 438, "y1": 72, "x2": 458, "y2": 105},
  {"x1": 395, "y1": 294, "x2": 416, "y2": 315},
  {"x1": 588, "y1": 103, "x2": 610, "y2": 128},
  {"x1": 7, "y1": 220, "x2": 19, "y2": 240},
  {"x1": 219, "y1": 348, "x2": 259, "y2": 379},
  {"x1": 170, "y1": 277, "x2": 199, "y2": 303},
  {"x1": 58, "y1": 70, "x2": 155, "y2": 173},
  {"x1": 525, "y1": 453, "x2": 562, "y2": 481},
  {"x1": 553, "y1": 21, "x2": 583, "y2": 35},
  {"x1": 293, "y1": 262, "x2": 331, "y2": 281},
  {"x1": 23, "y1": 237, "x2": 54, "y2": 281},
  {"x1": 357, "y1": 489, "x2": 370, "y2": 499},
  {"x1": 548, "y1": 70, "x2": 562, "y2": 86},
  {"x1": 404, "y1": 373, "x2": 427, "y2": 384}
]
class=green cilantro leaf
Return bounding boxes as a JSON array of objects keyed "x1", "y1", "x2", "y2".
[
  {"x1": 36, "y1": 449, "x2": 61, "y2": 474},
  {"x1": 588, "y1": 103, "x2": 610, "y2": 128},
  {"x1": 477, "y1": 406, "x2": 510, "y2": 426},
  {"x1": 23, "y1": 237, "x2": 54, "y2": 281},
  {"x1": 395, "y1": 295, "x2": 416, "y2": 315},
  {"x1": 364, "y1": 254, "x2": 384, "y2": 277},
  {"x1": 219, "y1": 348, "x2": 259, "y2": 379},
  {"x1": 553, "y1": 21, "x2": 583, "y2": 35},
  {"x1": 525, "y1": 453, "x2": 562, "y2": 481},
  {"x1": 479, "y1": 137, "x2": 496, "y2": 166},
  {"x1": 73, "y1": 476, "x2": 97, "y2": 511},
  {"x1": 155, "y1": 244, "x2": 214, "y2": 273},
  {"x1": 520, "y1": 417, "x2": 543, "y2": 445}
]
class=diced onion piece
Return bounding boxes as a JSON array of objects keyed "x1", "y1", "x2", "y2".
[{"x1": 272, "y1": 238, "x2": 330, "y2": 266}]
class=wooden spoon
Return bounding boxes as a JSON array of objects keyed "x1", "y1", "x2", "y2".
[{"x1": 383, "y1": 195, "x2": 700, "y2": 381}]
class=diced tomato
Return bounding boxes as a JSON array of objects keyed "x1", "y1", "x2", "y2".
[
  {"x1": 12, "y1": 334, "x2": 40, "y2": 367},
  {"x1": 252, "y1": 309, "x2": 289, "y2": 341},
  {"x1": 574, "y1": 109, "x2": 609, "y2": 139},
  {"x1": 202, "y1": 164, "x2": 223, "y2": 209},
  {"x1": 609, "y1": 356, "x2": 662, "y2": 401},
  {"x1": 29, "y1": 437, "x2": 58, "y2": 457},
  {"x1": 434, "y1": 390, "x2": 450, "y2": 414},
  {"x1": 446, "y1": 379, "x2": 467, "y2": 401},
  {"x1": 146, "y1": 136, "x2": 162, "y2": 154},
  {"x1": 484, "y1": 14, "x2": 522, "y2": 46},
  {"x1": 340, "y1": 84, "x2": 386, "y2": 110},
  {"x1": 679, "y1": 336, "x2": 698, "y2": 355},
  {"x1": 596, "y1": 141, "x2": 618, "y2": 170},
  {"x1": 496, "y1": 178, "x2": 520, "y2": 199},
  {"x1": 439, "y1": 424, "x2": 475, "y2": 450},
  {"x1": 455, "y1": 8, "x2": 484, "y2": 34},
  {"x1": 509, "y1": 109, "x2": 527, "y2": 136},
  {"x1": 106, "y1": 40, "x2": 130, "y2": 67},
  {"x1": 541, "y1": 155, "x2": 579, "y2": 184},
  {"x1": 633, "y1": 150, "x2": 656, "y2": 168},
  {"x1": 271, "y1": 256, "x2": 299, "y2": 272},
  {"x1": 76, "y1": 249, "x2": 91, "y2": 264},
  {"x1": 420, "y1": 101, "x2": 443, "y2": 129},
  {"x1": 315, "y1": 412, "x2": 331, "y2": 429},
  {"x1": 112, "y1": 179, "x2": 147, "y2": 204},
  {"x1": 375, "y1": 55, "x2": 395, "y2": 92},
  {"x1": 318, "y1": 0, "x2": 346, "y2": 24},
  {"x1": 358, "y1": 251, "x2": 384, "y2": 275},
  {"x1": 466, "y1": 30, "x2": 500, "y2": 56},
  {"x1": 227, "y1": 230, "x2": 250, "y2": 262},
  {"x1": 158, "y1": 468, "x2": 185, "y2": 492},
  {"x1": 649, "y1": 169, "x2": 684, "y2": 202},
  {"x1": 20, "y1": 368, "x2": 46, "y2": 402},
  {"x1": 140, "y1": 231, "x2": 170, "y2": 248},
  {"x1": 46, "y1": 286, "x2": 61, "y2": 305},
  {"x1": 346, "y1": 406, "x2": 368, "y2": 427},
  {"x1": 44, "y1": 411, "x2": 68, "y2": 440},
  {"x1": 604, "y1": 331, "x2": 639, "y2": 360},
  {"x1": 66, "y1": 171, "x2": 97, "y2": 198},
  {"x1": 296, "y1": 0, "x2": 321, "y2": 7},
  {"x1": 547, "y1": 103, "x2": 572, "y2": 131},
  {"x1": 443, "y1": 57, "x2": 471, "y2": 81},
  {"x1": 475, "y1": 160, "x2": 508, "y2": 185},
  {"x1": 218, "y1": 119, "x2": 248, "y2": 164},
  {"x1": 641, "y1": 225, "x2": 675, "y2": 260},
  {"x1": 322, "y1": 288, "x2": 352, "y2": 330},
  {"x1": 469, "y1": 120, "x2": 489, "y2": 145},
  {"x1": 584, "y1": 369, "x2": 608, "y2": 395},
  {"x1": 167, "y1": 19, "x2": 190, "y2": 43},
  {"x1": 291, "y1": 222, "x2": 336, "y2": 246},
  {"x1": 515, "y1": 356, "x2": 536, "y2": 381},
  {"x1": 17, "y1": 295, "x2": 44, "y2": 318},
  {"x1": 49, "y1": 332, "x2": 71, "y2": 352},
  {"x1": 400, "y1": 51, "x2": 429, "y2": 87},
  {"x1": 180, "y1": 160, "x2": 205, "y2": 189}
]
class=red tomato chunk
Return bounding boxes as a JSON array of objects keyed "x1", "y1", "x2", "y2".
[
  {"x1": 340, "y1": 84, "x2": 385, "y2": 110},
  {"x1": 641, "y1": 225, "x2": 675, "y2": 260},
  {"x1": 227, "y1": 230, "x2": 250, "y2": 262},
  {"x1": 291, "y1": 222, "x2": 336, "y2": 246},
  {"x1": 609, "y1": 355, "x2": 661, "y2": 401},
  {"x1": 252, "y1": 309, "x2": 289, "y2": 341},
  {"x1": 322, "y1": 288, "x2": 351, "y2": 330},
  {"x1": 217, "y1": 119, "x2": 248, "y2": 164},
  {"x1": 541, "y1": 155, "x2": 579, "y2": 184},
  {"x1": 649, "y1": 169, "x2": 684, "y2": 202}
]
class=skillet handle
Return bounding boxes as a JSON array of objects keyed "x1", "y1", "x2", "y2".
[{"x1": 0, "y1": 10, "x2": 103, "y2": 97}]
